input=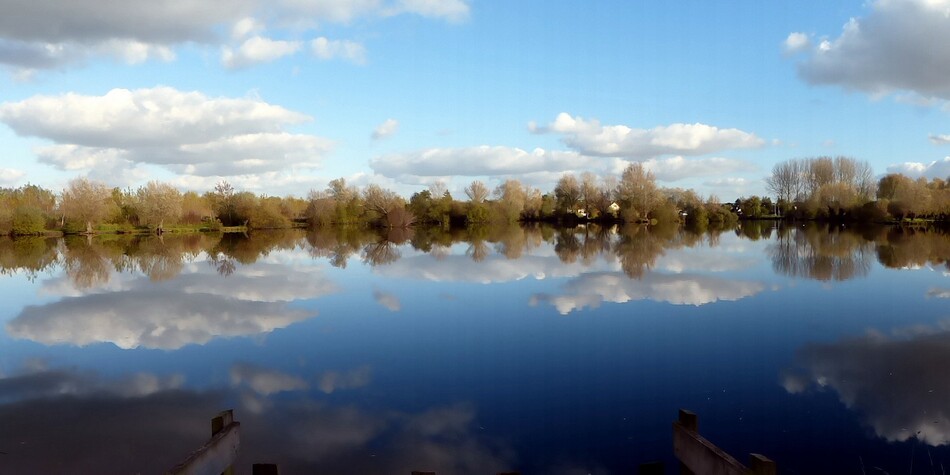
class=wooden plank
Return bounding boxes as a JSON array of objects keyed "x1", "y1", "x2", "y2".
[
  {"x1": 167, "y1": 422, "x2": 241, "y2": 475},
  {"x1": 673, "y1": 421, "x2": 747, "y2": 475}
]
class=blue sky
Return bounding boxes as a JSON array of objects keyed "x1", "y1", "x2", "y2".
[{"x1": 0, "y1": 0, "x2": 948, "y2": 199}]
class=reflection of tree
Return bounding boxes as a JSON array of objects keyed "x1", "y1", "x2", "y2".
[
  {"x1": 62, "y1": 236, "x2": 113, "y2": 289},
  {"x1": 361, "y1": 240, "x2": 402, "y2": 266},
  {"x1": 306, "y1": 227, "x2": 379, "y2": 269},
  {"x1": 875, "y1": 227, "x2": 950, "y2": 271},
  {"x1": 210, "y1": 229, "x2": 302, "y2": 265},
  {"x1": 614, "y1": 225, "x2": 668, "y2": 279},
  {"x1": 465, "y1": 225, "x2": 491, "y2": 262},
  {"x1": 767, "y1": 224, "x2": 873, "y2": 281},
  {"x1": 0, "y1": 236, "x2": 59, "y2": 280},
  {"x1": 734, "y1": 220, "x2": 775, "y2": 241}
]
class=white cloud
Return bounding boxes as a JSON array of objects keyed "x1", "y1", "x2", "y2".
[
  {"x1": 0, "y1": 167, "x2": 25, "y2": 185},
  {"x1": 532, "y1": 271, "x2": 765, "y2": 314},
  {"x1": 531, "y1": 113, "x2": 764, "y2": 159},
  {"x1": 370, "y1": 146, "x2": 594, "y2": 180},
  {"x1": 793, "y1": 0, "x2": 950, "y2": 100},
  {"x1": 311, "y1": 37, "x2": 367, "y2": 64},
  {"x1": 222, "y1": 36, "x2": 302, "y2": 69},
  {"x1": 232, "y1": 17, "x2": 265, "y2": 41},
  {"x1": 0, "y1": 0, "x2": 469, "y2": 71},
  {"x1": 372, "y1": 118, "x2": 399, "y2": 140},
  {"x1": 635, "y1": 156, "x2": 757, "y2": 182},
  {"x1": 0, "y1": 87, "x2": 332, "y2": 179},
  {"x1": 886, "y1": 157, "x2": 950, "y2": 179},
  {"x1": 783, "y1": 32, "x2": 811, "y2": 54},
  {"x1": 703, "y1": 177, "x2": 751, "y2": 187},
  {"x1": 931, "y1": 134, "x2": 950, "y2": 145}
]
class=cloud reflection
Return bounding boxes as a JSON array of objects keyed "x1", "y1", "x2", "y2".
[
  {"x1": 11, "y1": 255, "x2": 337, "y2": 349},
  {"x1": 785, "y1": 322, "x2": 950, "y2": 446},
  {"x1": 0, "y1": 363, "x2": 513, "y2": 474},
  {"x1": 532, "y1": 271, "x2": 765, "y2": 314},
  {"x1": 8, "y1": 289, "x2": 313, "y2": 349}
]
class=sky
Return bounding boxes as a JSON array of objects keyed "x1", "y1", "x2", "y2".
[{"x1": 0, "y1": 0, "x2": 949, "y2": 200}]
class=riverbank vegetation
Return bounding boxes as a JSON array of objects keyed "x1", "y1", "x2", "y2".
[{"x1": 1, "y1": 157, "x2": 948, "y2": 236}]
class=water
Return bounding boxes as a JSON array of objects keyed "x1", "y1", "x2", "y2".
[{"x1": 0, "y1": 223, "x2": 948, "y2": 474}]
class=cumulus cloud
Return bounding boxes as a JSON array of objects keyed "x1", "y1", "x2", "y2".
[
  {"x1": 530, "y1": 113, "x2": 764, "y2": 158},
  {"x1": 0, "y1": 0, "x2": 468, "y2": 71},
  {"x1": 784, "y1": 322, "x2": 950, "y2": 446},
  {"x1": 372, "y1": 118, "x2": 400, "y2": 140},
  {"x1": 0, "y1": 87, "x2": 332, "y2": 179},
  {"x1": 371, "y1": 146, "x2": 593, "y2": 180},
  {"x1": 792, "y1": 0, "x2": 950, "y2": 100},
  {"x1": 886, "y1": 157, "x2": 950, "y2": 179},
  {"x1": 532, "y1": 271, "x2": 765, "y2": 314},
  {"x1": 783, "y1": 32, "x2": 811, "y2": 54},
  {"x1": 222, "y1": 36, "x2": 302, "y2": 69},
  {"x1": 931, "y1": 134, "x2": 950, "y2": 145},
  {"x1": 311, "y1": 37, "x2": 367, "y2": 64}
]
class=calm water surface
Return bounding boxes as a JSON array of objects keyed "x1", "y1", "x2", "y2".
[{"x1": 1, "y1": 223, "x2": 949, "y2": 474}]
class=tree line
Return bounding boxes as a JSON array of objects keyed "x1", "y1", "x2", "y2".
[
  {"x1": 761, "y1": 156, "x2": 950, "y2": 221},
  {"x1": 2, "y1": 157, "x2": 948, "y2": 236}
]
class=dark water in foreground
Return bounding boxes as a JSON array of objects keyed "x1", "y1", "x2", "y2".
[{"x1": 0, "y1": 223, "x2": 949, "y2": 474}]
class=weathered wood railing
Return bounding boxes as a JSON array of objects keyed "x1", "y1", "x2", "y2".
[
  {"x1": 167, "y1": 410, "x2": 242, "y2": 475},
  {"x1": 640, "y1": 409, "x2": 776, "y2": 475}
]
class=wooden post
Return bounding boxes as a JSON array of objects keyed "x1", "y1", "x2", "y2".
[
  {"x1": 167, "y1": 410, "x2": 241, "y2": 475},
  {"x1": 678, "y1": 409, "x2": 698, "y2": 432},
  {"x1": 677, "y1": 410, "x2": 698, "y2": 475},
  {"x1": 748, "y1": 454, "x2": 776, "y2": 475}
]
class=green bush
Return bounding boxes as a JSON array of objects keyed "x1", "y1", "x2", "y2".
[{"x1": 11, "y1": 207, "x2": 46, "y2": 235}]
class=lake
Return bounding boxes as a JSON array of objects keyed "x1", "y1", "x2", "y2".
[{"x1": 0, "y1": 223, "x2": 948, "y2": 474}]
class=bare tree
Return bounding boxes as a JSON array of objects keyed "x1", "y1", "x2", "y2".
[
  {"x1": 493, "y1": 179, "x2": 526, "y2": 223},
  {"x1": 554, "y1": 173, "x2": 581, "y2": 214},
  {"x1": 464, "y1": 180, "x2": 489, "y2": 204},
  {"x1": 766, "y1": 161, "x2": 798, "y2": 203},
  {"x1": 616, "y1": 163, "x2": 659, "y2": 222},
  {"x1": 61, "y1": 178, "x2": 114, "y2": 233},
  {"x1": 136, "y1": 181, "x2": 182, "y2": 232}
]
